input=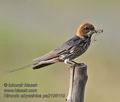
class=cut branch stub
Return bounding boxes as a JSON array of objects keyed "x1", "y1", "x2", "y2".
[{"x1": 67, "y1": 63, "x2": 88, "y2": 102}]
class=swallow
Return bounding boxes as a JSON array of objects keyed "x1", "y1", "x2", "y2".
[{"x1": 33, "y1": 22, "x2": 103, "y2": 69}]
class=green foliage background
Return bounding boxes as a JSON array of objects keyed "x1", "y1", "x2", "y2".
[{"x1": 0, "y1": 0, "x2": 120, "y2": 102}]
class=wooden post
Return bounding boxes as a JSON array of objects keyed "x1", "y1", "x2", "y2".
[{"x1": 67, "y1": 63, "x2": 88, "y2": 102}]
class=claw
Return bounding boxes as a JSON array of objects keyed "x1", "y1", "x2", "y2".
[{"x1": 64, "y1": 59, "x2": 78, "y2": 68}]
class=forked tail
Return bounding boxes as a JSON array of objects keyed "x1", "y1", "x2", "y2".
[
  {"x1": 8, "y1": 63, "x2": 32, "y2": 73},
  {"x1": 8, "y1": 58, "x2": 58, "y2": 73},
  {"x1": 33, "y1": 58, "x2": 58, "y2": 69}
]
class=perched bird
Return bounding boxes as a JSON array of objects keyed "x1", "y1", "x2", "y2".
[{"x1": 33, "y1": 23, "x2": 103, "y2": 69}]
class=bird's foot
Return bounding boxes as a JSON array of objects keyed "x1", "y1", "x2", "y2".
[
  {"x1": 70, "y1": 61, "x2": 78, "y2": 68},
  {"x1": 64, "y1": 59, "x2": 78, "y2": 68}
]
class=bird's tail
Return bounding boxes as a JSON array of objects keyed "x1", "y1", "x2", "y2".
[
  {"x1": 33, "y1": 58, "x2": 58, "y2": 69},
  {"x1": 8, "y1": 58, "x2": 58, "y2": 73},
  {"x1": 33, "y1": 62, "x2": 54, "y2": 69},
  {"x1": 8, "y1": 63, "x2": 32, "y2": 73}
]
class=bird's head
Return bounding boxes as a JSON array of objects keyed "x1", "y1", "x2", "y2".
[{"x1": 76, "y1": 23, "x2": 103, "y2": 38}]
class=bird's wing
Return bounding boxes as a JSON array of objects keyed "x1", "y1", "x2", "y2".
[{"x1": 33, "y1": 36, "x2": 83, "y2": 63}]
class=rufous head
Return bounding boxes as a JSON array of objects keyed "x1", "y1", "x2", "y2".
[{"x1": 76, "y1": 23, "x2": 103, "y2": 38}]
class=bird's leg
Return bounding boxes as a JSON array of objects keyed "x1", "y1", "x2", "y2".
[
  {"x1": 71, "y1": 60, "x2": 78, "y2": 65},
  {"x1": 64, "y1": 59, "x2": 73, "y2": 65},
  {"x1": 64, "y1": 59, "x2": 77, "y2": 68}
]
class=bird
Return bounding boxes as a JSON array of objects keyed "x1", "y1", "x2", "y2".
[{"x1": 33, "y1": 22, "x2": 103, "y2": 69}]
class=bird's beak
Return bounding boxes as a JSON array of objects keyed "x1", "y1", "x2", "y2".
[
  {"x1": 94, "y1": 29, "x2": 103, "y2": 34},
  {"x1": 87, "y1": 29, "x2": 103, "y2": 37}
]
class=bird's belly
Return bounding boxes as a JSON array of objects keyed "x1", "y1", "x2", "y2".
[{"x1": 69, "y1": 43, "x2": 90, "y2": 60}]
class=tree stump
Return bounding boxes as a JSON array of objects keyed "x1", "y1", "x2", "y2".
[{"x1": 67, "y1": 63, "x2": 88, "y2": 102}]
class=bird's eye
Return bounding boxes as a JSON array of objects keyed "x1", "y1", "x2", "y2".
[{"x1": 85, "y1": 27, "x2": 89, "y2": 30}]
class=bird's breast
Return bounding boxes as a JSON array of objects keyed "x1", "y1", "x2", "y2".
[{"x1": 69, "y1": 38, "x2": 91, "y2": 60}]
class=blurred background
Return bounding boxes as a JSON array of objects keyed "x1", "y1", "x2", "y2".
[{"x1": 0, "y1": 0, "x2": 120, "y2": 102}]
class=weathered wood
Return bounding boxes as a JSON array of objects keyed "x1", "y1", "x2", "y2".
[{"x1": 67, "y1": 63, "x2": 88, "y2": 102}]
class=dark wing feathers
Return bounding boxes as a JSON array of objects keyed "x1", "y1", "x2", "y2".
[{"x1": 33, "y1": 36, "x2": 82, "y2": 63}]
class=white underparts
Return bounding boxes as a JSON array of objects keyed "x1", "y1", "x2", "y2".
[
  {"x1": 64, "y1": 59, "x2": 75, "y2": 65},
  {"x1": 36, "y1": 58, "x2": 58, "y2": 65},
  {"x1": 64, "y1": 59, "x2": 70, "y2": 64}
]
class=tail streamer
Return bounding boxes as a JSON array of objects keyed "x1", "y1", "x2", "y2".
[{"x1": 7, "y1": 63, "x2": 32, "y2": 73}]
